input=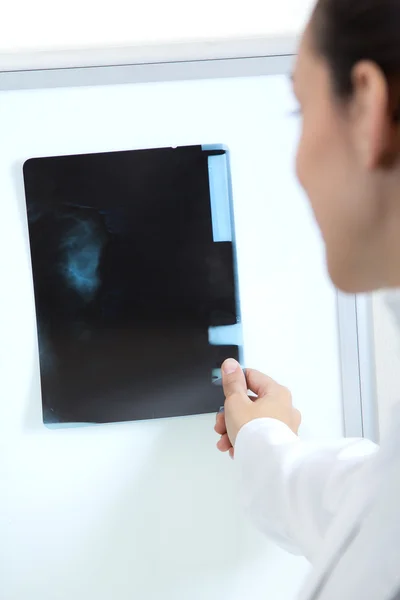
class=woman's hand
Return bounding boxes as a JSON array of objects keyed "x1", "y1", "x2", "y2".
[{"x1": 215, "y1": 359, "x2": 301, "y2": 458}]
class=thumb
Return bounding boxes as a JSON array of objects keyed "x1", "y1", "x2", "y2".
[
  {"x1": 221, "y1": 359, "x2": 249, "y2": 401},
  {"x1": 244, "y1": 368, "x2": 278, "y2": 398}
]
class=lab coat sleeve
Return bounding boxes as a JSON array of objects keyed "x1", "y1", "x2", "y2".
[{"x1": 234, "y1": 418, "x2": 378, "y2": 562}]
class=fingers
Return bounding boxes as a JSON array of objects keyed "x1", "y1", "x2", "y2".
[
  {"x1": 215, "y1": 413, "x2": 232, "y2": 454},
  {"x1": 216, "y1": 362, "x2": 282, "y2": 460},
  {"x1": 245, "y1": 368, "x2": 278, "y2": 398},
  {"x1": 217, "y1": 433, "x2": 232, "y2": 452},
  {"x1": 221, "y1": 359, "x2": 250, "y2": 402},
  {"x1": 292, "y1": 408, "x2": 302, "y2": 434},
  {"x1": 214, "y1": 411, "x2": 226, "y2": 435}
]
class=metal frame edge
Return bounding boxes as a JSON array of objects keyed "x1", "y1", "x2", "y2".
[{"x1": 0, "y1": 34, "x2": 298, "y2": 73}]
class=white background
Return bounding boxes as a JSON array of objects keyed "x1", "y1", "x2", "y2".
[
  {"x1": 0, "y1": 73, "x2": 343, "y2": 600},
  {"x1": 0, "y1": 0, "x2": 315, "y2": 52}
]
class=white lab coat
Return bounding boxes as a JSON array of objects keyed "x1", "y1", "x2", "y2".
[{"x1": 235, "y1": 294, "x2": 400, "y2": 600}]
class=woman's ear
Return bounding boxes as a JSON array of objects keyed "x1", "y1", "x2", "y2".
[{"x1": 350, "y1": 61, "x2": 398, "y2": 169}]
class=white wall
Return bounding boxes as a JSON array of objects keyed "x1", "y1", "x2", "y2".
[{"x1": 1, "y1": 0, "x2": 315, "y2": 53}]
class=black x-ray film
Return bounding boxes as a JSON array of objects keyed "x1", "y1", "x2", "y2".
[{"x1": 23, "y1": 145, "x2": 243, "y2": 426}]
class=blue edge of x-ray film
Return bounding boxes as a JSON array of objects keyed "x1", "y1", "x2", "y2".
[
  {"x1": 46, "y1": 145, "x2": 243, "y2": 428},
  {"x1": 206, "y1": 150, "x2": 233, "y2": 243},
  {"x1": 203, "y1": 144, "x2": 244, "y2": 379}
]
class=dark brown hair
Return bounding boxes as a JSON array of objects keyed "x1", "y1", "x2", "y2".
[{"x1": 312, "y1": 0, "x2": 400, "y2": 98}]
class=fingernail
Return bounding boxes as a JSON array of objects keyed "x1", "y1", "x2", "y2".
[
  {"x1": 218, "y1": 406, "x2": 224, "y2": 413},
  {"x1": 223, "y1": 358, "x2": 239, "y2": 375}
]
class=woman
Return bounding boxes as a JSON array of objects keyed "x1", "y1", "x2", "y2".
[{"x1": 215, "y1": 1, "x2": 400, "y2": 599}]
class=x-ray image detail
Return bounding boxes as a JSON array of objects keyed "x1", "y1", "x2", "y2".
[{"x1": 23, "y1": 145, "x2": 243, "y2": 426}]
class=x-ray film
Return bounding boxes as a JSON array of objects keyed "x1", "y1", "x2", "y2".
[{"x1": 23, "y1": 145, "x2": 243, "y2": 426}]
